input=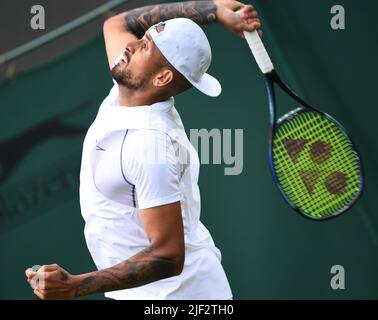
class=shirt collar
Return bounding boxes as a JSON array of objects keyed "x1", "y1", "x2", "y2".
[{"x1": 114, "y1": 96, "x2": 174, "y2": 113}]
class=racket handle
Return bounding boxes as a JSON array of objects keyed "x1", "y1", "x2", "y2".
[{"x1": 243, "y1": 30, "x2": 274, "y2": 74}]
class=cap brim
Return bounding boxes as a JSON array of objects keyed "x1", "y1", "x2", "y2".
[{"x1": 189, "y1": 73, "x2": 222, "y2": 97}]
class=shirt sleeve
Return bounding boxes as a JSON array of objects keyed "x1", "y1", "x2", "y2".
[{"x1": 122, "y1": 129, "x2": 182, "y2": 210}]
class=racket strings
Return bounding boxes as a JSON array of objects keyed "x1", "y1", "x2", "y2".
[
  {"x1": 272, "y1": 111, "x2": 362, "y2": 219},
  {"x1": 282, "y1": 117, "x2": 359, "y2": 215}
]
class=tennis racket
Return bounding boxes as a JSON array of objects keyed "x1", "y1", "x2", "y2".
[{"x1": 242, "y1": 29, "x2": 364, "y2": 221}]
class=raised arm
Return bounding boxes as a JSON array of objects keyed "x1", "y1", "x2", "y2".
[{"x1": 103, "y1": 0, "x2": 262, "y2": 68}]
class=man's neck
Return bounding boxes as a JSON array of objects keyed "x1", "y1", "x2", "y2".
[{"x1": 118, "y1": 86, "x2": 167, "y2": 107}]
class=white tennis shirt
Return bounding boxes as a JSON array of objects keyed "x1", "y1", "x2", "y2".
[{"x1": 79, "y1": 84, "x2": 232, "y2": 300}]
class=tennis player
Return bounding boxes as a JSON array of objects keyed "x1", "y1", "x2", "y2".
[{"x1": 25, "y1": 0, "x2": 261, "y2": 300}]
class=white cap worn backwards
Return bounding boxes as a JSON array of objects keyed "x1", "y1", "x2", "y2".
[{"x1": 148, "y1": 18, "x2": 222, "y2": 97}]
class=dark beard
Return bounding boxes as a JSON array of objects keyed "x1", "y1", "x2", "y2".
[{"x1": 111, "y1": 65, "x2": 148, "y2": 90}]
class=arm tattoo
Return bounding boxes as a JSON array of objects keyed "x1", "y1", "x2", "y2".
[
  {"x1": 74, "y1": 246, "x2": 178, "y2": 297},
  {"x1": 124, "y1": 1, "x2": 217, "y2": 38}
]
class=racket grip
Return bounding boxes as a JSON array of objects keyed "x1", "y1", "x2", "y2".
[{"x1": 243, "y1": 30, "x2": 274, "y2": 74}]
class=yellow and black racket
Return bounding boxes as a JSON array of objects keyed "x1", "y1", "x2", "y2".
[{"x1": 243, "y1": 30, "x2": 364, "y2": 221}]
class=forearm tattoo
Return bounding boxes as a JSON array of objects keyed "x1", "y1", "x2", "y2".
[
  {"x1": 74, "y1": 246, "x2": 178, "y2": 297},
  {"x1": 124, "y1": 1, "x2": 217, "y2": 38}
]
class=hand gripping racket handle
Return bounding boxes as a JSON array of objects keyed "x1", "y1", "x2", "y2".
[{"x1": 243, "y1": 30, "x2": 274, "y2": 74}]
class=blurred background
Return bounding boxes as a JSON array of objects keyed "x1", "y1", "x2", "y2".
[{"x1": 0, "y1": 0, "x2": 377, "y2": 299}]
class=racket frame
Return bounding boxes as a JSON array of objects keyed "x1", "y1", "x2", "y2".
[
  {"x1": 264, "y1": 71, "x2": 364, "y2": 221},
  {"x1": 240, "y1": 25, "x2": 364, "y2": 220}
]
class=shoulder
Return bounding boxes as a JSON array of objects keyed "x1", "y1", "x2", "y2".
[
  {"x1": 120, "y1": 129, "x2": 183, "y2": 203},
  {"x1": 120, "y1": 129, "x2": 181, "y2": 170},
  {"x1": 125, "y1": 129, "x2": 176, "y2": 154}
]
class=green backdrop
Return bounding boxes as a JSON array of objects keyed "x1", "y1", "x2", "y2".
[{"x1": 0, "y1": 0, "x2": 377, "y2": 299}]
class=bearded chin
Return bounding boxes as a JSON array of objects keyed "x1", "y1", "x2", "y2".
[
  {"x1": 111, "y1": 65, "x2": 147, "y2": 90},
  {"x1": 111, "y1": 64, "x2": 126, "y2": 85}
]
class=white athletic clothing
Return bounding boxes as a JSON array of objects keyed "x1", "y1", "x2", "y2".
[
  {"x1": 92, "y1": 129, "x2": 184, "y2": 209},
  {"x1": 79, "y1": 84, "x2": 232, "y2": 300}
]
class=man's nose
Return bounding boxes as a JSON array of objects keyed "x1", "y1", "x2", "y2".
[
  {"x1": 125, "y1": 39, "x2": 143, "y2": 54},
  {"x1": 125, "y1": 44, "x2": 134, "y2": 55}
]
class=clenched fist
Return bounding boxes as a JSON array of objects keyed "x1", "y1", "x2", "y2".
[{"x1": 25, "y1": 264, "x2": 77, "y2": 300}]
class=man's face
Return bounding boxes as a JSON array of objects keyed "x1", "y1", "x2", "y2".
[{"x1": 111, "y1": 31, "x2": 161, "y2": 90}]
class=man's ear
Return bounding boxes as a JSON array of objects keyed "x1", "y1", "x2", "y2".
[{"x1": 152, "y1": 69, "x2": 174, "y2": 88}]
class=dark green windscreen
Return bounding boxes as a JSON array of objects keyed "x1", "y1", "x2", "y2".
[{"x1": 0, "y1": 0, "x2": 377, "y2": 299}]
